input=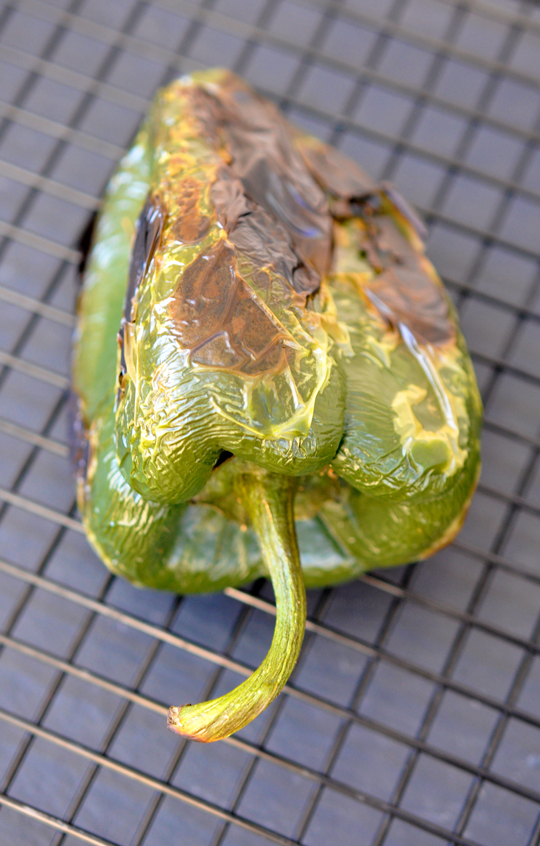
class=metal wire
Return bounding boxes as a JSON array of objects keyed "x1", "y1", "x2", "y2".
[{"x1": 1, "y1": 0, "x2": 540, "y2": 844}]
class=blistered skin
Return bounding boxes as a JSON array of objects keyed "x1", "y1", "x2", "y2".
[{"x1": 74, "y1": 68, "x2": 481, "y2": 587}]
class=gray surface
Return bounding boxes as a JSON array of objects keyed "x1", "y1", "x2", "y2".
[{"x1": 0, "y1": 0, "x2": 539, "y2": 844}]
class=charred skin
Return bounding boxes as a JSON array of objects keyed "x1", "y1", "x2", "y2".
[{"x1": 73, "y1": 70, "x2": 482, "y2": 741}]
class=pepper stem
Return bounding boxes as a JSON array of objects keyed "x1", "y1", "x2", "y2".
[{"x1": 167, "y1": 471, "x2": 307, "y2": 742}]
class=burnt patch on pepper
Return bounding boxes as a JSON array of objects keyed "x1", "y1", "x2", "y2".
[
  {"x1": 116, "y1": 195, "x2": 165, "y2": 405},
  {"x1": 294, "y1": 134, "x2": 376, "y2": 201},
  {"x1": 343, "y1": 194, "x2": 455, "y2": 348},
  {"x1": 171, "y1": 176, "x2": 211, "y2": 243},
  {"x1": 116, "y1": 322, "x2": 127, "y2": 409},
  {"x1": 184, "y1": 78, "x2": 332, "y2": 296},
  {"x1": 380, "y1": 182, "x2": 428, "y2": 240},
  {"x1": 124, "y1": 194, "x2": 165, "y2": 323},
  {"x1": 365, "y1": 268, "x2": 455, "y2": 347},
  {"x1": 169, "y1": 238, "x2": 292, "y2": 376},
  {"x1": 77, "y1": 211, "x2": 98, "y2": 282},
  {"x1": 228, "y1": 205, "x2": 316, "y2": 300}
]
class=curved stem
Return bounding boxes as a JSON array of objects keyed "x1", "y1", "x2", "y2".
[{"x1": 167, "y1": 471, "x2": 307, "y2": 742}]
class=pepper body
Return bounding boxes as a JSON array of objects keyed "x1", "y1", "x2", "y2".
[{"x1": 72, "y1": 70, "x2": 481, "y2": 740}]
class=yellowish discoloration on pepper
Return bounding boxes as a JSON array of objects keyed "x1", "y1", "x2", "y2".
[{"x1": 391, "y1": 382, "x2": 465, "y2": 476}]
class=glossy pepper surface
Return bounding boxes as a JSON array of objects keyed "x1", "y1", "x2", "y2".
[{"x1": 72, "y1": 69, "x2": 482, "y2": 742}]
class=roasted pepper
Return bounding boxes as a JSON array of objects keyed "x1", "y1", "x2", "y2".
[{"x1": 72, "y1": 70, "x2": 482, "y2": 742}]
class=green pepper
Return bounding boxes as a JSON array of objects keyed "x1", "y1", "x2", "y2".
[{"x1": 72, "y1": 69, "x2": 482, "y2": 742}]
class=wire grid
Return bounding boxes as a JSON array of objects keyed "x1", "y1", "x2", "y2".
[{"x1": 0, "y1": 0, "x2": 539, "y2": 843}]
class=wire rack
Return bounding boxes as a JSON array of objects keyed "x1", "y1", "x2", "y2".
[{"x1": 0, "y1": 0, "x2": 539, "y2": 844}]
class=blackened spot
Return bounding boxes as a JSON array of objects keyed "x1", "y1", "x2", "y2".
[
  {"x1": 77, "y1": 211, "x2": 98, "y2": 283},
  {"x1": 115, "y1": 322, "x2": 128, "y2": 409},
  {"x1": 350, "y1": 192, "x2": 382, "y2": 219},
  {"x1": 124, "y1": 195, "x2": 165, "y2": 322}
]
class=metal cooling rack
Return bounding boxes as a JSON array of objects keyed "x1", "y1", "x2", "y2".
[{"x1": 0, "y1": 0, "x2": 540, "y2": 844}]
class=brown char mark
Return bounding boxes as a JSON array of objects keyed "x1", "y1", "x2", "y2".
[
  {"x1": 124, "y1": 194, "x2": 165, "y2": 323},
  {"x1": 169, "y1": 238, "x2": 291, "y2": 376},
  {"x1": 117, "y1": 194, "x2": 165, "y2": 384},
  {"x1": 295, "y1": 137, "x2": 377, "y2": 201},
  {"x1": 171, "y1": 177, "x2": 211, "y2": 244},
  {"x1": 361, "y1": 210, "x2": 455, "y2": 347},
  {"x1": 365, "y1": 268, "x2": 455, "y2": 347},
  {"x1": 188, "y1": 80, "x2": 331, "y2": 296},
  {"x1": 77, "y1": 211, "x2": 98, "y2": 282},
  {"x1": 380, "y1": 182, "x2": 428, "y2": 240}
]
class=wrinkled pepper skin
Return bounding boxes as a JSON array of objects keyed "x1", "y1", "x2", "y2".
[{"x1": 73, "y1": 70, "x2": 482, "y2": 741}]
